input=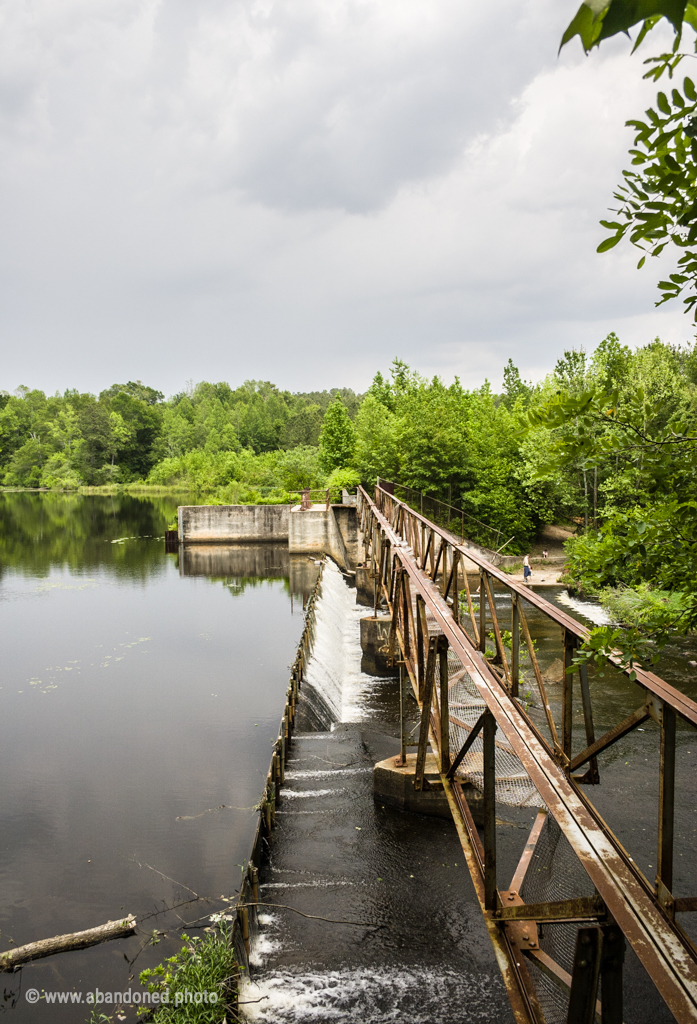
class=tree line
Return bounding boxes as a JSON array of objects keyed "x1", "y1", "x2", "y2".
[{"x1": 3, "y1": 339, "x2": 696, "y2": 564}]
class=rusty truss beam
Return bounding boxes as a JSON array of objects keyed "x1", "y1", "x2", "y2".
[{"x1": 358, "y1": 485, "x2": 697, "y2": 1024}]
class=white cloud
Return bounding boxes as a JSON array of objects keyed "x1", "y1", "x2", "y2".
[{"x1": 0, "y1": 1, "x2": 691, "y2": 394}]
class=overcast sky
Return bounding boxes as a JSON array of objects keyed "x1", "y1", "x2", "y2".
[{"x1": 0, "y1": 0, "x2": 691, "y2": 397}]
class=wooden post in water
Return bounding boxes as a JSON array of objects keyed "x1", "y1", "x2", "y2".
[
  {"x1": 237, "y1": 905, "x2": 250, "y2": 961},
  {"x1": 249, "y1": 864, "x2": 259, "y2": 905},
  {"x1": 273, "y1": 752, "x2": 280, "y2": 805}
]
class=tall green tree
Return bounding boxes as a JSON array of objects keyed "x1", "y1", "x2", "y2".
[
  {"x1": 501, "y1": 359, "x2": 531, "y2": 408},
  {"x1": 318, "y1": 399, "x2": 356, "y2": 473},
  {"x1": 354, "y1": 394, "x2": 398, "y2": 485}
]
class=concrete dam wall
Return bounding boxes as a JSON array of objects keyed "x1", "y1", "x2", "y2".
[
  {"x1": 177, "y1": 502, "x2": 363, "y2": 571},
  {"x1": 178, "y1": 503, "x2": 289, "y2": 544}
]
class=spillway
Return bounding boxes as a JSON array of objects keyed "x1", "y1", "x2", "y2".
[{"x1": 239, "y1": 560, "x2": 516, "y2": 1023}]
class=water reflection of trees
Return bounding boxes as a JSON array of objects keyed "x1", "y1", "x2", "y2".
[
  {"x1": 212, "y1": 576, "x2": 291, "y2": 598},
  {"x1": 0, "y1": 492, "x2": 185, "y2": 580}
]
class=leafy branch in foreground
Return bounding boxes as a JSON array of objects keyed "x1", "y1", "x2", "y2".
[
  {"x1": 560, "y1": 2, "x2": 697, "y2": 316},
  {"x1": 571, "y1": 623, "x2": 666, "y2": 682},
  {"x1": 560, "y1": 1, "x2": 697, "y2": 57},
  {"x1": 570, "y1": 588, "x2": 693, "y2": 681},
  {"x1": 525, "y1": 384, "x2": 697, "y2": 478},
  {"x1": 599, "y1": 74, "x2": 697, "y2": 319}
]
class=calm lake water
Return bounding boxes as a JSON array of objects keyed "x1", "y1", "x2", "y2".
[{"x1": 0, "y1": 492, "x2": 318, "y2": 1021}]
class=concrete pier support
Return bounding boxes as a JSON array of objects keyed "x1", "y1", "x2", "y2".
[
  {"x1": 354, "y1": 566, "x2": 374, "y2": 607},
  {"x1": 373, "y1": 752, "x2": 485, "y2": 824},
  {"x1": 374, "y1": 753, "x2": 451, "y2": 818},
  {"x1": 360, "y1": 615, "x2": 393, "y2": 676}
]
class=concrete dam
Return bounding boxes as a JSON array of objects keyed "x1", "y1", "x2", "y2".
[{"x1": 175, "y1": 492, "x2": 697, "y2": 1024}]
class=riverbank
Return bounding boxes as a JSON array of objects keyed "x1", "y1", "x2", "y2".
[{"x1": 498, "y1": 561, "x2": 566, "y2": 587}]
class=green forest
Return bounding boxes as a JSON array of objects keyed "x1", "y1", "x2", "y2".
[
  {"x1": 3, "y1": 333, "x2": 697, "y2": 654},
  {"x1": 1, "y1": 333, "x2": 696, "y2": 550}
]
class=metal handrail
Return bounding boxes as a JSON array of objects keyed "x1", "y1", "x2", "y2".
[
  {"x1": 378, "y1": 476, "x2": 506, "y2": 549},
  {"x1": 371, "y1": 482, "x2": 697, "y2": 728},
  {"x1": 359, "y1": 482, "x2": 697, "y2": 1023}
]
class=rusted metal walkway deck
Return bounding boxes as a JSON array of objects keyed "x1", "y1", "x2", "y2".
[{"x1": 358, "y1": 484, "x2": 697, "y2": 1024}]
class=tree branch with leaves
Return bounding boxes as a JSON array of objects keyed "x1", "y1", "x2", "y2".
[{"x1": 563, "y1": 0, "x2": 697, "y2": 316}]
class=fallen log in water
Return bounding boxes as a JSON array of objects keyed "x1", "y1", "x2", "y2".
[{"x1": 0, "y1": 915, "x2": 137, "y2": 971}]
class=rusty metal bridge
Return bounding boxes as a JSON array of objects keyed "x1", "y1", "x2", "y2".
[{"x1": 357, "y1": 483, "x2": 697, "y2": 1024}]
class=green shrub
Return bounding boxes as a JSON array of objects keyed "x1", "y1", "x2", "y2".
[
  {"x1": 325, "y1": 467, "x2": 361, "y2": 492},
  {"x1": 599, "y1": 582, "x2": 690, "y2": 629},
  {"x1": 138, "y1": 929, "x2": 237, "y2": 1022}
]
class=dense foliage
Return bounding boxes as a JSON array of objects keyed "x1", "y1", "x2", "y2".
[
  {"x1": 4, "y1": 339, "x2": 697, "y2": 567},
  {"x1": 0, "y1": 361, "x2": 556, "y2": 551},
  {"x1": 552, "y1": 2, "x2": 697, "y2": 660},
  {"x1": 0, "y1": 380, "x2": 360, "y2": 492},
  {"x1": 526, "y1": 334, "x2": 697, "y2": 664}
]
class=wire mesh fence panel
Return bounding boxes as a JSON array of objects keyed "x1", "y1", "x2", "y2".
[
  {"x1": 524, "y1": 957, "x2": 570, "y2": 1024},
  {"x1": 436, "y1": 647, "x2": 544, "y2": 808},
  {"x1": 521, "y1": 813, "x2": 597, "y2": 1009}
]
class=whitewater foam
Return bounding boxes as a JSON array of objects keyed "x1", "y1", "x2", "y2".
[
  {"x1": 239, "y1": 966, "x2": 504, "y2": 1022},
  {"x1": 556, "y1": 589, "x2": 612, "y2": 626},
  {"x1": 302, "y1": 560, "x2": 389, "y2": 726}
]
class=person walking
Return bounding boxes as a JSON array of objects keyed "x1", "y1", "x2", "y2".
[{"x1": 523, "y1": 554, "x2": 532, "y2": 583}]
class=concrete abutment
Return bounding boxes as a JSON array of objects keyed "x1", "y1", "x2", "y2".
[{"x1": 177, "y1": 501, "x2": 364, "y2": 571}]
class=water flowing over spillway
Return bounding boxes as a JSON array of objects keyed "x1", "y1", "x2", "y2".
[
  {"x1": 555, "y1": 588, "x2": 612, "y2": 626},
  {"x1": 300, "y1": 560, "x2": 385, "y2": 727},
  {"x1": 239, "y1": 559, "x2": 516, "y2": 1024},
  {"x1": 240, "y1": 560, "x2": 686, "y2": 1024},
  {"x1": 242, "y1": 965, "x2": 503, "y2": 1023}
]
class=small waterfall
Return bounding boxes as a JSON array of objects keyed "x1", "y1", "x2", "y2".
[
  {"x1": 299, "y1": 560, "x2": 387, "y2": 730},
  {"x1": 241, "y1": 561, "x2": 514, "y2": 1024},
  {"x1": 556, "y1": 589, "x2": 612, "y2": 626}
]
